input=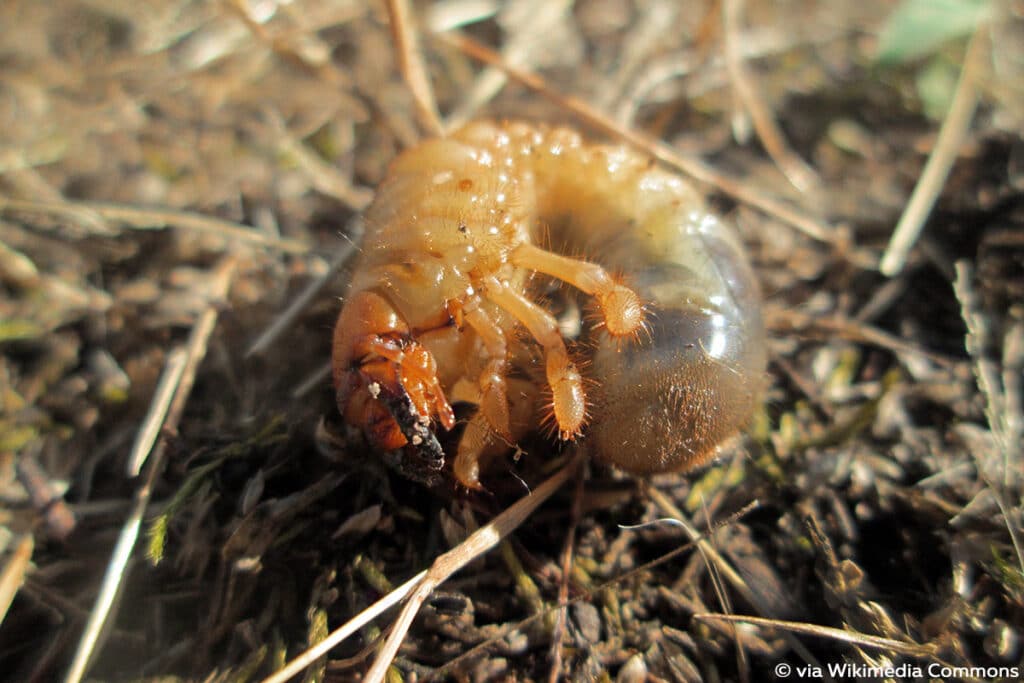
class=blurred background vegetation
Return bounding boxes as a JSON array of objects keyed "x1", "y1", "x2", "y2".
[{"x1": 1, "y1": 1, "x2": 1021, "y2": 681}]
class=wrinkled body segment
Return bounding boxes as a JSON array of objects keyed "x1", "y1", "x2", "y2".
[{"x1": 332, "y1": 121, "x2": 765, "y2": 487}]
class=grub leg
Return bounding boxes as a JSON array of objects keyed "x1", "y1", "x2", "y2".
[
  {"x1": 462, "y1": 299, "x2": 512, "y2": 439},
  {"x1": 510, "y1": 243, "x2": 645, "y2": 337},
  {"x1": 481, "y1": 276, "x2": 585, "y2": 440},
  {"x1": 454, "y1": 378, "x2": 539, "y2": 489}
]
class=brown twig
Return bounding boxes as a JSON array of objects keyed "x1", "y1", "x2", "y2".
[
  {"x1": 0, "y1": 198, "x2": 310, "y2": 254},
  {"x1": 0, "y1": 534, "x2": 34, "y2": 625},
  {"x1": 644, "y1": 485, "x2": 823, "y2": 672},
  {"x1": 879, "y1": 27, "x2": 987, "y2": 276},
  {"x1": 386, "y1": 0, "x2": 445, "y2": 137},
  {"x1": 547, "y1": 464, "x2": 584, "y2": 683},
  {"x1": 361, "y1": 451, "x2": 584, "y2": 683},
  {"x1": 722, "y1": 0, "x2": 819, "y2": 192},
  {"x1": 692, "y1": 613, "x2": 937, "y2": 658},
  {"x1": 438, "y1": 31, "x2": 832, "y2": 243},
  {"x1": 263, "y1": 451, "x2": 583, "y2": 683}
]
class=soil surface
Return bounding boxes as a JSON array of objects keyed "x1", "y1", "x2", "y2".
[{"x1": 1, "y1": 1, "x2": 1022, "y2": 681}]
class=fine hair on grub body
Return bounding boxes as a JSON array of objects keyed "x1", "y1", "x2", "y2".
[{"x1": 332, "y1": 120, "x2": 765, "y2": 487}]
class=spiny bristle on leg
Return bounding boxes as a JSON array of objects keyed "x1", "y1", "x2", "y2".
[{"x1": 598, "y1": 284, "x2": 645, "y2": 338}]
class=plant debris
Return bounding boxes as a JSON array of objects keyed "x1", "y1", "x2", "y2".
[{"x1": 1, "y1": 0, "x2": 1022, "y2": 681}]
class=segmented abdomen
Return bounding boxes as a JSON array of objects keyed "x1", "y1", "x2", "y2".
[{"x1": 473, "y1": 122, "x2": 766, "y2": 472}]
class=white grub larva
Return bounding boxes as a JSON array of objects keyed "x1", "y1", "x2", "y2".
[{"x1": 332, "y1": 120, "x2": 766, "y2": 488}]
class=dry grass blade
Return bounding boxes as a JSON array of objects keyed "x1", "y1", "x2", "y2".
[
  {"x1": 644, "y1": 485, "x2": 822, "y2": 671},
  {"x1": 722, "y1": 0, "x2": 819, "y2": 192},
  {"x1": 259, "y1": 569, "x2": 428, "y2": 683},
  {"x1": 262, "y1": 451, "x2": 582, "y2": 683},
  {"x1": 247, "y1": 236, "x2": 361, "y2": 358},
  {"x1": 692, "y1": 613, "x2": 937, "y2": 658},
  {"x1": 63, "y1": 255, "x2": 239, "y2": 683},
  {"x1": 361, "y1": 451, "x2": 583, "y2": 683},
  {"x1": 125, "y1": 347, "x2": 187, "y2": 477},
  {"x1": 546, "y1": 463, "x2": 584, "y2": 683},
  {"x1": 695, "y1": 497, "x2": 752, "y2": 683},
  {"x1": 291, "y1": 361, "x2": 332, "y2": 399},
  {"x1": 443, "y1": 0, "x2": 574, "y2": 130},
  {"x1": 263, "y1": 109, "x2": 374, "y2": 211},
  {"x1": 879, "y1": 28, "x2": 986, "y2": 276},
  {"x1": 438, "y1": 31, "x2": 833, "y2": 242},
  {"x1": 768, "y1": 309, "x2": 959, "y2": 369},
  {"x1": 0, "y1": 535, "x2": 34, "y2": 626},
  {"x1": 386, "y1": 0, "x2": 445, "y2": 137},
  {"x1": 0, "y1": 198, "x2": 310, "y2": 254}
]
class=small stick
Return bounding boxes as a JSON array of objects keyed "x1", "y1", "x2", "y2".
[
  {"x1": 879, "y1": 28, "x2": 986, "y2": 276},
  {"x1": 439, "y1": 32, "x2": 832, "y2": 243},
  {"x1": 0, "y1": 198, "x2": 310, "y2": 254},
  {"x1": 0, "y1": 534, "x2": 34, "y2": 625},
  {"x1": 386, "y1": 0, "x2": 445, "y2": 138},
  {"x1": 546, "y1": 466, "x2": 584, "y2": 683},
  {"x1": 693, "y1": 614, "x2": 937, "y2": 658},
  {"x1": 247, "y1": 235, "x2": 361, "y2": 358},
  {"x1": 64, "y1": 255, "x2": 239, "y2": 683},
  {"x1": 260, "y1": 570, "x2": 427, "y2": 683},
  {"x1": 125, "y1": 347, "x2": 187, "y2": 477},
  {"x1": 362, "y1": 451, "x2": 584, "y2": 683},
  {"x1": 262, "y1": 452, "x2": 582, "y2": 683},
  {"x1": 644, "y1": 485, "x2": 822, "y2": 671},
  {"x1": 722, "y1": 0, "x2": 819, "y2": 192}
]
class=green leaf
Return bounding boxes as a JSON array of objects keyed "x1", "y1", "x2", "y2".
[
  {"x1": 917, "y1": 57, "x2": 960, "y2": 119},
  {"x1": 875, "y1": 0, "x2": 991, "y2": 64}
]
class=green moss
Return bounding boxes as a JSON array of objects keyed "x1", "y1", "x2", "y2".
[
  {"x1": 0, "y1": 424, "x2": 37, "y2": 452},
  {"x1": 0, "y1": 319, "x2": 44, "y2": 343}
]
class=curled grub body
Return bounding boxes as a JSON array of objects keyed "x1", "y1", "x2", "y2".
[{"x1": 332, "y1": 121, "x2": 765, "y2": 486}]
